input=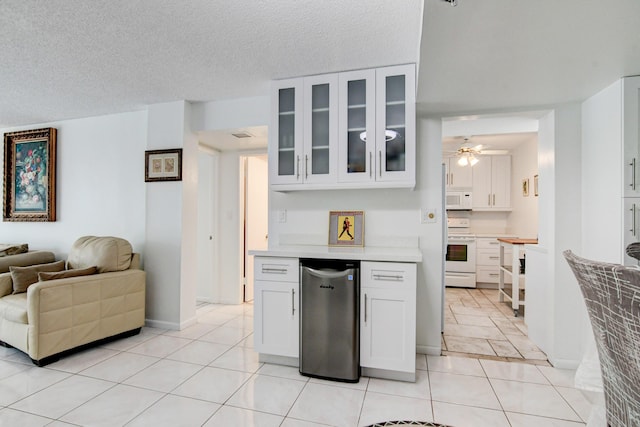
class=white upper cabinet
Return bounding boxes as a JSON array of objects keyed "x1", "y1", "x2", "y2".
[
  {"x1": 271, "y1": 64, "x2": 416, "y2": 191},
  {"x1": 444, "y1": 157, "x2": 473, "y2": 189},
  {"x1": 269, "y1": 76, "x2": 338, "y2": 186},
  {"x1": 472, "y1": 155, "x2": 511, "y2": 210},
  {"x1": 338, "y1": 69, "x2": 377, "y2": 184},
  {"x1": 375, "y1": 65, "x2": 416, "y2": 184},
  {"x1": 269, "y1": 79, "x2": 303, "y2": 185},
  {"x1": 303, "y1": 74, "x2": 339, "y2": 184},
  {"x1": 623, "y1": 76, "x2": 640, "y2": 197}
]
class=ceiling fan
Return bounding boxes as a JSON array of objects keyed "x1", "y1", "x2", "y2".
[{"x1": 443, "y1": 136, "x2": 508, "y2": 167}]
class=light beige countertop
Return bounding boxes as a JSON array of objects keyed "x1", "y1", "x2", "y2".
[{"x1": 249, "y1": 245, "x2": 422, "y2": 263}]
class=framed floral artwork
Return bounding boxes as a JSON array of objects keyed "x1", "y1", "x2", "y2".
[
  {"x1": 3, "y1": 128, "x2": 57, "y2": 222},
  {"x1": 145, "y1": 149, "x2": 183, "y2": 182}
]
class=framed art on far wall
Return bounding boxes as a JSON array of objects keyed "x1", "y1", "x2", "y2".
[
  {"x1": 328, "y1": 210, "x2": 364, "y2": 247},
  {"x1": 145, "y1": 149, "x2": 183, "y2": 182},
  {"x1": 3, "y1": 127, "x2": 57, "y2": 222}
]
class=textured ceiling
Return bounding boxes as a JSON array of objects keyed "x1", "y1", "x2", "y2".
[
  {"x1": 1, "y1": 0, "x2": 639, "y2": 130},
  {"x1": 0, "y1": 0, "x2": 422, "y2": 127}
]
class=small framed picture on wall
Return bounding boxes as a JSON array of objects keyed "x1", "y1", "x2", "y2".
[{"x1": 145, "y1": 149, "x2": 182, "y2": 182}]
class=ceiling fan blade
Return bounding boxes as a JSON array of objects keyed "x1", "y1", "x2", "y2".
[{"x1": 478, "y1": 149, "x2": 509, "y2": 155}]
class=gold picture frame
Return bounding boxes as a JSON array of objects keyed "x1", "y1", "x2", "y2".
[
  {"x1": 522, "y1": 178, "x2": 530, "y2": 197},
  {"x1": 3, "y1": 128, "x2": 57, "y2": 222},
  {"x1": 145, "y1": 149, "x2": 182, "y2": 182},
  {"x1": 328, "y1": 211, "x2": 364, "y2": 247}
]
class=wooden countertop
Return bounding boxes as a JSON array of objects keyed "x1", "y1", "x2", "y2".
[{"x1": 497, "y1": 238, "x2": 538, "y2": 245}]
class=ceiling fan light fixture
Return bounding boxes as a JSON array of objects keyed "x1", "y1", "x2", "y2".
[
  {"x1": 457, "y1": 156, "x2": 468, "y2": 166},
  {"x1": 469, "y1": 155, "x2": 479, "y2": 166},
  {"x1": 359, "y1": 129, "x2": 399, "y2": 143}
]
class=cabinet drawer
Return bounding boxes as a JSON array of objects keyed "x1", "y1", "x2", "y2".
[
  {"x1": 477, "y1": 266, "x2": 512, "y2": 284},
  {"x1": 477, "y1": 249, "x2": 501, "y2": 265},
  {"x1": 362, "y1": 261, "x2": 416, "y2": 290},
  {"x1": 255, "y1": 257, "x2": 299, "y2": 282},
  {"x1": 476, "y1": 238, "x2": 502, "y2": 250}
]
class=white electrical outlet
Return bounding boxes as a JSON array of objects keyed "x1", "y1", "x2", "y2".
[
  {"x1": 278, "y1": 210, "x2": 287, "y2": 223},
  {"x1": 421, "y1": 208, "x2": 437, "y2": 224}
]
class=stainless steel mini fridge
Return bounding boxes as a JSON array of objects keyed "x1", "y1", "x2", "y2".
[{"x1": 299, "y1": 258, "x2": 360, "y2": 382}]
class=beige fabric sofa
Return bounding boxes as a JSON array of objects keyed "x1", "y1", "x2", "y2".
[{"x1": 0, "y1": 236, "x2": 145, "y2": 366}]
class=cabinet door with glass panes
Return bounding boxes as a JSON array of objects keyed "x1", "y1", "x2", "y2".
[
  {"x1": 375, "y1": 64, "x2": 415, "y2": 183},
  {"x1": 303, "y1": 74, "x2": 338, "y2": 184},
  {"x1": 338, "y1": 69, "x2": 376, "y2": 183},
  {"x1": 269, "y1": 79, "x2": 303, "y2": 185}
]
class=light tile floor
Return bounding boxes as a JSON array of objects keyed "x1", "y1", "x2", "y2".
[
  {"x1": 0, "y1": 301, "x2": 600, "y2": 426},
  {"x1": 443, "y1": 287, "x2": 549, "y2": 363}
]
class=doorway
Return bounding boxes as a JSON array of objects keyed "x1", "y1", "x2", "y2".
[{"x1": 242, "y1": 154, "x2": 268, "y2": 302}]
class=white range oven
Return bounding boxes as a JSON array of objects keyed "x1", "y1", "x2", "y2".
[{"x1": 445, "y1": 217, "x2": 477, "y2": 288}]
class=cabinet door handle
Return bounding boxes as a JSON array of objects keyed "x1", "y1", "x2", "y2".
[
  {"x1": 631, "y1": 158, "x2": 637, "y2": 190},
  {"x1": 373, "y1": 273, "x2": 404, "y2": 281},
  {"x1": 489, "y1": 273, "x2": 499, "y2": 277},
  {"x1": 369, "y1": 152, "x2": 373, "y2": 178},
  {"x1": 493, "y1": 194, "x2": 496, "y2": 206},
  {"x1": 488, "y1": 194, "x2": 491, "y2": 205},
  {"x1": 379, "y1": 151, "x2": 382, "y2": 177},
  {"x1": 305, "y1": 155, "x2": 309, "y2": 180},
  {"x1": 632, "y1": 203, "x2": 637, "y2": 237},
  {"x1": 489, "y1": 256, "x2": 500, "y2": 260},
  {"x1": 296, "y1": 155, "x2": 300, "y2": 180},
  {"x1": 364, "y1": 293, "x2": 367, "y2": 323},
  {"x1": 261, "y1": 268, "x2": 287, "y2": 274},
  {"x1": 450, "y1": 173, "x2": 453, "y2": 186},
  {"x1": 291, "y1": 288, "x2": 295, "y2": 316}
]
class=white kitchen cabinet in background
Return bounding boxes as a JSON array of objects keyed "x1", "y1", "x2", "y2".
[
  {"x1": 472, "y1": 155, "x2": 511, "y2": 210},
  {"x1": 253, "y1": 257, "x2": 299, "y2": 361},
  {"x1": 476, "y1": 237, "x2": 512, "y2": 285},
  {"x1": 444, "y1": 157, "x2": 473, "y2": 189},
  {"x1": 623, "y1": 77, "x2": 640, "y2": 197},
  {"x1": 624, "y1": 198, "x2": 640, "y2": 265},
  {"x1": 360, "y1": 261, "x2": 416, "y2": 381}
]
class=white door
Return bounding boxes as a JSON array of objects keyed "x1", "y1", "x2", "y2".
[
  {"x1": 245, "y1": 155, "x2": 269, "y2": 302},
  {"x1": 197, "y1": 150, "x2": 219, "y2": 302}
]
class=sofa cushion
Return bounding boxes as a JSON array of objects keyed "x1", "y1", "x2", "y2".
[
  {"x1": 0, "y1": 244, "x2": 28, "y2": 257},
  {"x1": 0, "y1": 293, "x2": 28, "y2": 324},
  {"x1": 67, "y1": 236, "x2": 132, "y2": 273},
  {"x1": 38, "y1": 266, "x2": 97, "y2": 281},
  {"x1": 0, "y1": 251, "x2": 56, "y2": 274},
  {"x1": 10, "y1": 260, "x2": 66, "y2": 294}
]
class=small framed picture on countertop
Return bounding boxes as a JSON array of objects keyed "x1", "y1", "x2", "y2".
[
  {"x1": 522, "y1": 178, "x2": 529, "y2": 197},
  {"x1": 328, "y1": 211, "x2": 364, "y2": 247}
]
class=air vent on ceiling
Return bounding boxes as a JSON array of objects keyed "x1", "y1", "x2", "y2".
[{"x1": 231, "y1": 132, "x2": 253, "y2": 139}]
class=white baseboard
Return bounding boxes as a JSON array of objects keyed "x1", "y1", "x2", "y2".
[
  {"x1": 145, "y1": 316, "x2": 197, "y2": 331},
  {"x1": 416, "y1": 345, "x2": 441, "y2": 356},
  {"x1": 548, "y1": 357, "x2": 581, "y2": 369}
]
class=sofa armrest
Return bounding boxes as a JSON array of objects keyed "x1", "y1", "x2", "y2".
[
  {"x1": 25, "y1": 269, "x2": 146, "y2": 360},
  {"x1": 0, "y1": 272, "x2": 12, "y2": 297}
]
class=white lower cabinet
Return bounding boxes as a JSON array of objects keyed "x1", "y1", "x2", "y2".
[
  {"x1": 476, "y1": 237, "x2": 512, "y2": 284},
  {"x1": 253, "y1": 257, "x2": 299, "y2": 358},
  {"x1": 360, "y1": 261, "x2": 416, "y2": 379}
]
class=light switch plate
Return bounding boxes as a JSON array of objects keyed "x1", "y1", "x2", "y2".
[
  {"x1": 278, "y1": 210, "x2": 287, "y2": 223},
  {"x1": 421, "y1": 208, "x2": 437, "y2": 224}
]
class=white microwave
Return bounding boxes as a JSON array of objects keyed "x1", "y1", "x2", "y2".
[{"x1": 446, "y1": 191, "x2": 472, "y2": 210}]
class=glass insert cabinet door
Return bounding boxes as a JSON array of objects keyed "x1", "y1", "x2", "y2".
[
  {"x1": 269, "y1": 79, "x2": 303, "y2": 185},
  {"x1": 376, "y1": 64, "x2": 416, "y2": 182},
  {"x1": 338, "y1": 69, "x2": 376, "y2": 183},
  {"x1": 303, "y1": 74, "x2": 338, "y2": 184}
]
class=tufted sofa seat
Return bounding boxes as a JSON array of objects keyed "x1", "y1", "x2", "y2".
[{"x1": 0, "y1": 236, "x2": 146, "y2": 366}]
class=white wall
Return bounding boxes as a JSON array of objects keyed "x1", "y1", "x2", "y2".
[
  {"x1": 269, "y1": 117, "x2": 445, "y2": 354},
  {"x1": 508, "y1": 134, "x2": 539, "y2": 238},
  {"x1": 0, "y1": 111, "x2": 147, "y2": 258},
  {"x1": 144, "y1": 101, "x2": 199, "y2": 329},
  {"x1": 581, "y1": 80, "x2": 623, "y2": 262}
]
